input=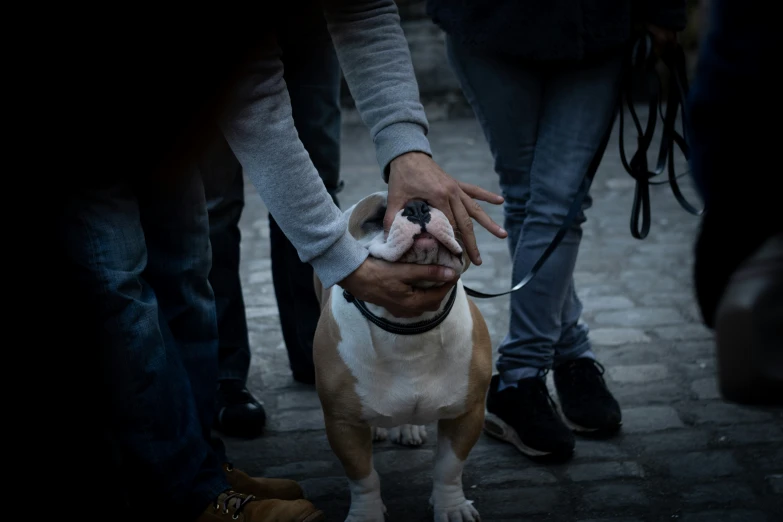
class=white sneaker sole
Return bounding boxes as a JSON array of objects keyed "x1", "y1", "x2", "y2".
[{"x1": 483, "y1": 412, "x2": 552, "y2": 457}]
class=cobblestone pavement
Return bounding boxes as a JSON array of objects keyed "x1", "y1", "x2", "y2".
[{"x1": 223, "y1": 116, "x2": 783, "y2": 522}]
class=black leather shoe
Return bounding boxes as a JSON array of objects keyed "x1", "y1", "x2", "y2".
[{"x1": 214, "y1": 380, "x2": 267, "y2": 439}]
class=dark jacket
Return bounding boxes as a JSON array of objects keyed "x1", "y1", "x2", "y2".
[{"x1": 426, "y1": 0, "x2": 687, "y2": 61}]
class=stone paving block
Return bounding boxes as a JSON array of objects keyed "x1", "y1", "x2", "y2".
[
  {"x1": 671, "y1": 340, "x2": 716, "y2": 359},
  {"x1": 744, "y1": 448, "x2": 783, "y2": 472},
  {"x1": 582, "y1": 295, "x2": 636, "y2": 311},
  {"x1": 263, "y1": 459, "x2": 337, "y2": 478},
  {"x1": 622, "y1": 275, "x2": 682, "y2": 293},
  {"x1": 575, "y1": 440, "x2": 627, "y2": 460},
  {"x1": 577, "y1": 518, "x2": 643, "y2": 522},
  {"x1": 579, "y1": 283, "x2": 629, "y2": 297},
  {"x1": 681, "y1": 481, "x2": 756, "y2": 505},
  {"x1": 611, "y1": 382, "x2": 685, "y2": 408},
  {"x1": 590, "y1": 328, "x2": 651, "y2": 346},
  {"x1": 607, "y1": 364, "x2": 669, "y2": 384},
  {"x1": 678, "y1": 510, "x2": 769, "y2": 522},
  {"x1": 374, "y1": 449, "x2": 434, "y2": 474},
  {"x1": 245, "y1": 305, "x2": 281, "y2": 319},
  {"x1": 633, "y1": 429, "x2": 711, "y2": 454},
  {"x1": 472, "y1": 487, "x2": 560, "y2": 516},
  {"x1": 766, "y1": 474, "x2": 783, "y2": 494},
  {"x1": 655, "y1": 324, "x2": 714, "y2": 341},
  {"x1": 299, "y1": 476, "x2": 349, "y2": 501},
  {"x1": 566, "y1": 461, "x2": 645, "y2": 482},
  {"x1": 715, "y1": 424, "x2": 783, "y2": 446},
  {"x1": 690, "y1": 377, "x2": 721, "y2": 400},
  {"x1": 581, "y1": 484, "x2": 648, "y2": 510},
  {"x1": 267, "y1": 408, "x2": 325, "y2": 431},
  {"x1": 594, "y1": 308, "x2": 685, "y2": 327},
  {"x1": 635, "y1": 292, "x2": 695, "y2": 307},
  {"x1": 665, "y1": 450, "x2": 743, "y2": 480},
  {"x1": 621, "y1": 405, "x2": 685, "y2": 433},
  {"x1": 690, "y1": 402, "x2": 776, "y2": 425},
  {"x1": 276, "y1": 389, "x2": 322, "y2": 410},
  {"x1": 247, "y1": 270, "x2": 273, "y2": 285},
  {"x1": 476, "y1": 467, "x2": 558, "y2": 486}
]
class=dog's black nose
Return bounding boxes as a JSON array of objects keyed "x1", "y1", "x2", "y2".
[{"x1": 402, "y1": 200, "x2": 431, "y2": 226}]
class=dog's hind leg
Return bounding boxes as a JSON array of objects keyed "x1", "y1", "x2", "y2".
[{"x1": 389, "y1": 424, "x2": 428, "y2": 446}]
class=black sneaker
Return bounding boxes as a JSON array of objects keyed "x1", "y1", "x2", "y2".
[
  {"x1": 554, "y1": 358, "x2": 622, "y2": 434},
  {"x1": 214, "y1": 380, "x2": 267, "y2": 439},
  {"x1": 484, "y1": 373, "x2": 575, "y2": 460}
]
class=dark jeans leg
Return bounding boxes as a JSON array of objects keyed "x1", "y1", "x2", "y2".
[
  {"x1": 270, "y1": 6, "x2": 342, "y2": 381},
  {"x1": 61, "y1": 175, "x2": 228, "y2": 520},
  {"x1": 204, "y1": 133, "x2": 251, "y2": 383}
]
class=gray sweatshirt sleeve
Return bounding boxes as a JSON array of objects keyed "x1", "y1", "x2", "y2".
[
  {"x1": 220, "y1": 0, "x2": 431, "y2": 288},
  {"x1": 323, "y1": 0, "x2": 433, "y2": 179}
]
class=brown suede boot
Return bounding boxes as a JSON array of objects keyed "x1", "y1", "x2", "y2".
[
  {"x1": 197, "y1": 490, "x2": 324, "y2": 522},
  {"x1": 224, "y1": 463, "x2": 305, "y2": 500}
]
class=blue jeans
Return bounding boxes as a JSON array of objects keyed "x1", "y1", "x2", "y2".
[
  {"x1": 205, "y1": 4, "x2": 342, "y2": 383},
  {"x1": 61, "y1": 172, "x2": 228, "y2": 520},
  {"x1": 446, "y1": 39, "x2": 622, "y2": 379}
]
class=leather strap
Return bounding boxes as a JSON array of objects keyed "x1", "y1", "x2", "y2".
[
  {"x1": 619, "y1": 33, "x2": 704, "y2": 240},
  {"x1": 343, "y1": 286, "x2": 458, "y2": 335}
]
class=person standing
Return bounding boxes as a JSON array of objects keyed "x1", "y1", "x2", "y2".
[
  {"x1": 204, "y1": 2, "x2": 344, "y2": 439},
  {"x1": 427, "y1": 0, "x2": 686, "y2": 460}
]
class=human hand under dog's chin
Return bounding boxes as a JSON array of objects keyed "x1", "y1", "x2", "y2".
[
  {"x1": 339, "y1": 257, "x2": 459, "y2": 318},
  {"x1": 386, "y1": 152, "x2": 507, "y2": 267}
]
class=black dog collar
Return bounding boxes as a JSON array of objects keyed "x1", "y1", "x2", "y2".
[{"x1": 342, "y1": 286, "x2": 458, "y2": 336}]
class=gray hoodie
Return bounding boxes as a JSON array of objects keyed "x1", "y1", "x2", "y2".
[{"x1": 221, "y1": 0, "x2": 431, "y2": 288}]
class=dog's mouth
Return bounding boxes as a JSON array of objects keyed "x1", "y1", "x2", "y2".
[
  {"x1": 365, "y1": 206, "x2": 464, "y2": 274},
  {"x1": 413, "y1": 231, "x2": 437, "y2": 247}
]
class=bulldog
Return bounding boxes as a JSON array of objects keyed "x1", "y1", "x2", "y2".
[{"x1": 313, "y1": 191, "x2": 492, "y2": 522}]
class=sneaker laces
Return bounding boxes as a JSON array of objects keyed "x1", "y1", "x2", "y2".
[
  {"x1": 517, "y1": 369, "x2": 560, "y2": 420},
  {"x1": 561, "y1": 359, "x2": 609, "y2": 392},
  {"x1": 214, "y1": 491, "x2": 255, "y2": 519}
]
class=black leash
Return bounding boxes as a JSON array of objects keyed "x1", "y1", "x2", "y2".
[
  {"x1": 343, "y1": 286, "x2": 458, "y2": 335},
  {"x1": 619, "y1": 33, "x2": 704, "y2": 239},
  {"x1": 463, "y1": 33, "x2": 703, "y2": 300}
]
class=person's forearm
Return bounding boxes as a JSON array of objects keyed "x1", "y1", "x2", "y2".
[
  {"x1": 219, "y1": 36, "x2": 367, "y2": 288},
  {"x1": 322, "y1": 0, "x2": 433, "y2": 180}
]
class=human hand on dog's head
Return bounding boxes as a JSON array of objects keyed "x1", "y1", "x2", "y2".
[
  {"x1": 339, "y1": 257, "x2": 458, "y2": 318},
  {"x1": 386, "y1": 152, "x2": 507, "y2": 267}
]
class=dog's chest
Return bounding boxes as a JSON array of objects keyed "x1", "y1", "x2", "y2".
[{"x1": 332, "y1": 290, "x2": 475, "y2": 427}]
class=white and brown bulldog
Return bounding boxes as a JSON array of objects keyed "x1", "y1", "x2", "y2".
[{"x1": 313, "y1": 191, "x2": 492, "y2": 522}]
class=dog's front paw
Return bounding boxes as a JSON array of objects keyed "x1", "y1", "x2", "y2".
[
  {"x1": 432, "y1": 499, "x2": 480, "y2": 522},
  {"x1": 345, "y1": 500, "x2": 387, "y2": 522},
  {"x1": 389, "y1": 424, "x2": 427, "y2": 446},
  {"x1": 372, "y1": 427, "x2": 388, "y2": 442}
]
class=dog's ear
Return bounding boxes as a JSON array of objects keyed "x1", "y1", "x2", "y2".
[{"x1": 346, "y1": 191, "x2": 388, "y2": 241}]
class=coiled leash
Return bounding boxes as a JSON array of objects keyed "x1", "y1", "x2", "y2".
[
  {"x1": 619, "y1": 33, "x2": 704, "y2": 240},
  {"x1": 463, "y1": 33, "x2": 703, "y2": 300}
]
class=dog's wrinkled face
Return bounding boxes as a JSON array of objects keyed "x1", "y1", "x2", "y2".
[{"x1": 346, "y1": 192, "x2": 468, "y2": 287}]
